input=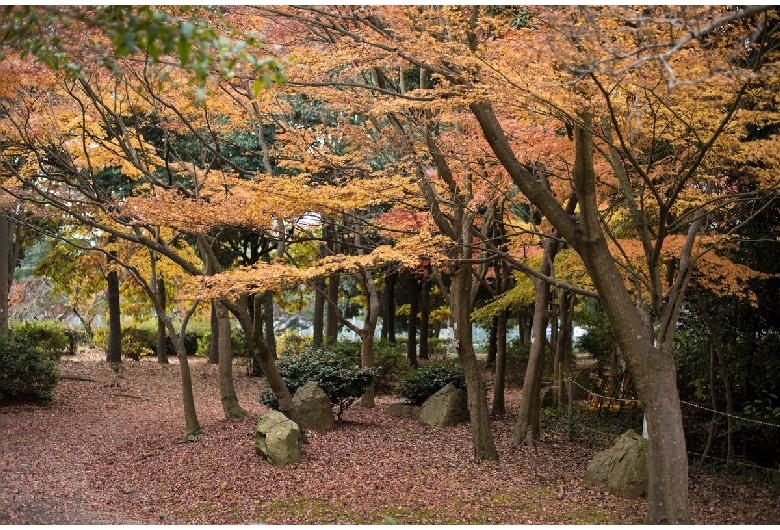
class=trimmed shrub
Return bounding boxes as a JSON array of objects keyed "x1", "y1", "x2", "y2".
[
  {"x1": 0, "y1": 334, "x2": 59, "y2": 404},
  {"x1": 94, "y1": 325, "x2": 204, "y2": 360},
  {"x1": 195, "y1": 331, "x2": 249, "y2": 358},
  {"x1": 394, "y1": 359, "x2": 468, "y2": 405},
  {"x1": 11, "y1": 320, "x2": 69, "y2": 359},
  {"x1": 330, "y1": 339, "x2": 411, "y2": 394},
  {"x1": 259, "y1": 349, "x2": 374, "y2": 421}
]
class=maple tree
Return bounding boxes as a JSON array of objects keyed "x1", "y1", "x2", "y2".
[
  {"x1": 3, "y1": 5, "x2": 780, "y2": 525},
  {"x1": 228, "y1": 5, "x2": 780, "y2": 523}
]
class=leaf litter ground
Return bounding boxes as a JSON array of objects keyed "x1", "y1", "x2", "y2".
[{"x1": 1, "y1": 350, "x2": 778, "y2": 524}]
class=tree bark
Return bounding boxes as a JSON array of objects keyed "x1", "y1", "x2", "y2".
[
  {"x1": 471, "y1": 101, "x2": 691, "y2": 523},
  {"x1": 312, "y1": 276, "x2": 325, "y2": 348},
  {"x1": 156, "y1": 276, "x2": 168, "y2": 364},
  {"x1": 419, "y1": 275, "x2": 430, "y2": 360},
  {"x1": 208, "y1": 302, "x2": 220, "y2": 364},
  {"x1": 356, "y1": 268, "x2": 380, "y2": 407},
  {"x1": 486, "y1": 316, "x2": 498, "y2": 369},
  {"x1": 0, "y1": 218, "x2": 10, "y2": 336},
  {"x1": 407, "y1": 272, "x2": 420, "y2": 368},
  {"x1": 491, "y1": 309, "x2": 508, "y2": 415},
  {"x1": 555, "y1": 291, "x2": 573, "y2": 408},
  {"x1": 216, "y1": 301, "x2": 247, "y2": 419},
  {"x1": 326, "y1": 274, "x2": 340, "y2": 346},
  {"x1": 263, "y1": 292, "x2": 276, "y2": 358},
  {"x1": 225, "y1": 298, "x2": 297, "y2": 422},
  {"x1": 163, "y1": 313, "x2": 201, "y2": 437},
  {"x1": 382, "y1": 270, "x2": 397, "y2": 342},
  {"x1": 105, "y1": 248, "x2": 122, "y2": 363},
  {"x1": 452, "y1": 264, "x2": 498, "y2": 460},
  {"x1": 512, "y1": 266, "x2": 552, "y2": 445}
]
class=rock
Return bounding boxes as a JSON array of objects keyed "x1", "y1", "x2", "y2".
[
  {"x1": 583, "y1": 429, "x2": 648, "y2": 499},
  {"x1": 386, "y1": 402, "x2": 422, "y2": 420},
  {"x1": 539, "y1": 385, "x2": 557, "y2": 408},
  {"x1": 419, "y1": 383, "x2": 469, "y2": 427},
  {"x1": 292, "y1": 381, "x2": 335, "y2": 431},
  {"x1": 255, "y1": 410, "x2": 302, "y2": 466}
]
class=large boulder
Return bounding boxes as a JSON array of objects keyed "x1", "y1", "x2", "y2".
[
  {"x1": 419, "y1": 383, "x2": 469, "y2": 427},
  {"x1": 386, "y1": 402, "x2": 422, "y2": 420},
  {"x1": 583, "y1": 429, "x2": 648, "y2": 499},
  {"x1": 292, "y1": 381, "x2": 335, "y2": 431},
  {"x1": 255, "y1": 410, "x2": 302, "y2": 466}
]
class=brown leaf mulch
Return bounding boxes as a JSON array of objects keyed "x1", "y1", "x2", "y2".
[{"x1": 1, "y1": 350, "x2": 778, "y2": 524}]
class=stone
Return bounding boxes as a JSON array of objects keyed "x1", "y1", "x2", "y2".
[
  {"x1": 292, "y1": 381, "x2": 335, "y2": 431},
  {"x1": 255, "y1": 410, "x2": 302, "y2": 466},
  {"x1": 583, "y1": 429, "x2": 648, "y2": 499},
  {"x1": 539, "y1": 385, "x2": 557, "y2": 408},
  {"x1": 419, "y1": 383, "x2": 470, "y2": 427},
  {"x1": 386, "y1": 402, "x2": 422, "y2": 420}
]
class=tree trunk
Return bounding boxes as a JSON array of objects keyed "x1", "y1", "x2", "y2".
[
  {"x1": 105, "y1": 248, "x2": 122, "y2": 363},
  {"x1": 407, "y1": 272, "x2": 420, "y2": 368},
  {"x1": 419, "y1": 275, "x2": 430, "y2": 360},
  {"x1": 384, "y1": 270, "x2": 397, "y2": 342},
  {"x1": 166, "y1": 320, "x2": 201, "y2": 437},
  {"x1": 486, "y1": 316, "x2": 498, "y2": 369},
  {"x1": 156, "y1": 276, "x2": 168, "y2": 364},
  {"x1": 359, "y1": 331, "x2": 376, "y2": 407},
  {"x1": 555, "y1": 291, "x2": 573, "y2": 408},
  {"x1": 208, "y1": 302, "x2": 220, "y2": 364},
  {"x1": 518, "y1": 309, "x2": 530, "y2": 344},
  {"x1": 263, "y1": 292, "x2": 277, "y2": 358},
  {"x1": 216, "y1": 302, "x2": 247, "y2": 419},
  {"x1": 491, "y1": 309, "x2": 508, "y2": 415},
  {"x1": 326, "y1": 274, "x2": 340, "y2": 346},
  {"x1": 312, "y1": 276, "x2": 325, "y2": 347},
  {"x1": 225, "y1": 299, "x2": 297, "y2": 422},
  {"x1": 0, "y1": 218, "x2": 10, "y2": 336},
  {"x1": 471, "y1": 102, "x2": 691, "y2": 522},
  {"x1": 452, "y1": 264, "x2": 498, "y2": 460},
  {"x1": 512, "y1": 272, "x2": 551, "y2": 445}
]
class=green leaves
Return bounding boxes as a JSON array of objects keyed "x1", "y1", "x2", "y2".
[{"x1": 0, "y1": 6, "x2": 285, "y2": 93}]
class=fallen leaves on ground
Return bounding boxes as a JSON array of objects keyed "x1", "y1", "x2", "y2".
[{"x1": 1, "y1": 350, "x2": 778, "y2": 524}]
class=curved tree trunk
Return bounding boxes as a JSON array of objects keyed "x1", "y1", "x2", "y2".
[
  {"x1": 225, "y1": 298, "x2": 297, "y2": 422},
  {"x1": 216, "y1": 302, "x2": 247, "y2": 419},
  {"x1": 165, "y1": 320, "x2": 201, "y2": 437},
  {"x1": 470, "y1": 102, "x2": 692, "y2": 522},
  {"x1": 512, "y1": 272, "x2": 551, "y2": 445},
  {"x1": 156, "y1": 276, "x2": 168, "y2": 364},
  {"x1": 452, "y1": 264, "x2": 498, "y2": 460}
]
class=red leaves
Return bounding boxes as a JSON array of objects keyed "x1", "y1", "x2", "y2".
[{"x1": 1, "y1": 350, "x2": 778, "y2": 524}]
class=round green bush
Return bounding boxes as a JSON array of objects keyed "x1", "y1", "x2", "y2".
[
  {"x1": 259, "y1": 348, "x2": 374, "y2": 421},
  {"x1": 394, "y1": 359, "x2": 468, "y2": 405},
  {"x1": 328, "y1": 339, "x2": 411, "y2": 394},
  {"x1": 11, "y1": 320, "x2": 69, "y2": 358},
  {"x1": 0, "y1": 334, "x2": 59, "y2": 404}
]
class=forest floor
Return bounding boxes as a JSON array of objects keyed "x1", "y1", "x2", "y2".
[{"x1": 1, "y1": 349, "x2": 779, "y2": 524}]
